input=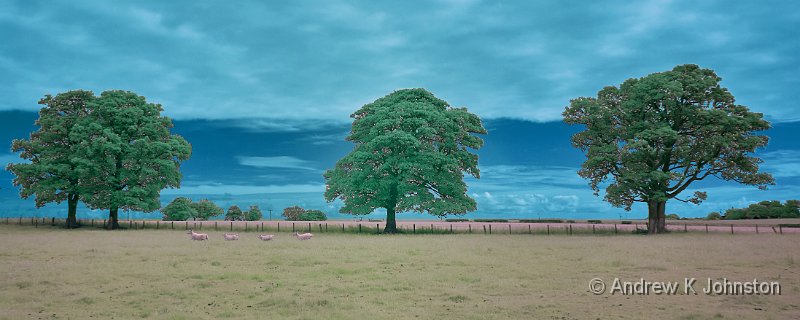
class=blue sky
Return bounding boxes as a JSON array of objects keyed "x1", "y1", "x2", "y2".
[{"x1": 1, "y1": 0, "x2": 799, "y2": 220}]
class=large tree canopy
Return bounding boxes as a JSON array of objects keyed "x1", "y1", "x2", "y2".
[
  {"x1": 78, "y1": 90, "x2": 191, "y2": 229},
  {"x1": 563, "y1": 64, "x2": 774, "y2": 234},
  {"x1": 324, "y1": 88, "x2": 486, "y2": 233},
  {"x1": 7, "y1": 90, "x2": 98, "y2": 228}
]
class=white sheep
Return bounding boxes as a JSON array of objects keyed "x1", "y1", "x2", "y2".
[
  {"x1": 187, "y1": 229, "x2": 209, "y2": 241},
  {"x1": 294, "y1": 232, "x2": 313, "y2": 240},
  {"x1": 257, "y1": 234, "x2": 275, "y2": 241},
  {"x1": 223, "y1": 233, "x2": 240, "y2": 241}
]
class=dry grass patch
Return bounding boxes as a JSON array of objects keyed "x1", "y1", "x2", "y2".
[{"x1": 0, "y1": 225, "x2": 798, "y2": 319}]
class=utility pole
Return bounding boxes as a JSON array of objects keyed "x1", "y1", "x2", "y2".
[{"x1": 269, "y1": 209, "x2": 273, "y2": 221}]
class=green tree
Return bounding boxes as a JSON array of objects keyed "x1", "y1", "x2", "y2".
[
  {"x1": 225, "y1": 205, "x2": 244, "y2": 221},
  {"x1": 298, "y1": 209, "x2": 327, "y2": 221},
  {"x1": 245, "y1": 205, "x2": 262, "y2": 221},
  {"x1": 161, "y1": 197, "x2": 196, "y2": 221},
  {"x1": 324, "y1": 88, "x2": 486, "y2": 233},
  {"x1": 563, "y1": 64, "x2": 775, "y2": 234},
  {"x1": 190, "y1": 199, "x2": 223, "y2": 221},
  {"x1": 723, "y1": 200, "x2": 800, "y2": 219},
  {"x1": 80, "y1": 90, "x2": 191, "y2": 229},
  {"x1": 282, "y1": 205, "x2": 305, "y2": 220},
  {"x1": 7, "y1": 90, "x2": 98, "y2": 228},
  {"x1": 706, "y1": 212, "x2": 721, "y2": 220}
]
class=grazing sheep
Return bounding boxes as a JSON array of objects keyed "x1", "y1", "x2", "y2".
[
  {"x1": 294, "y1": 232, "x2": 313, "y2": 240},
  {"x1": 187, "y1": 229, "x2": 209, "y2": 241},
  {"x1": 257, "y1": 234, "x2": 274, "y2": 241},
  {"x1": 223, "y1": 233, "x2": 240, "y2": 241}
]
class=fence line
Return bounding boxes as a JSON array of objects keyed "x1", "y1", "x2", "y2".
[{"x1": 2, "y1": 217, "x2": 797, "y2": 235}]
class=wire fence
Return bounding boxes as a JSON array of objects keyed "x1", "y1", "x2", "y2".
[{"x1": 3, "y1": 216, "x2": 798, "y2": 235}]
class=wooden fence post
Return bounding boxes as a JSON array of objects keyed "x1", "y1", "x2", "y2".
[
  {"x1": 277, "y1": 222, "x2": 280, "y2": 232},
  {"x1": 482, "y1": 225, "x2": 486, "y2": 234},
  {"x1": 341, "y1": 223, "x2": 344, "y2": 232},
  {"x1": 755, "y1": 224, "x2": 759, "y2": 234},
  {"x1": 171, "y1": 221, "x2": 174, "y2": 229},
  {"x1": 230, "y1": 221, "x2": 233, "y2": 231},
  {"x1": 413, "y1": 224, "x2": 416, "y2": 234},
  {"x1": 684, "y1": 224, "x2": 687, "y2": 233},
  {"x1": 308, "y1": 223, "x2": 312, "y2": 232},
  {"x1": 451, "y1": 225, "x2": 453, "y2": 233},
  {"x1": 376, "y1": 223, "x2": 380, "y2": 234},
  {"x1": 358, "y1": 224, "x2": 362, "y2": 233},
  {"x1": 489, "y1": 224, "x2": 492, "y2": 234},
  {"x1": 528, "y1": 225, "x2": 531, "y2": 234},
  {"x1": 731, "y1": 225, "x2": 734, "y2": 234},
  {"x1": 157, "y1": 221, "x2": 159, "y2": 230},
  {"x1": 468, "y1": 224, "x2": 472, "y2": 233},
  {"x1": 246, "y1": 222, "x2": 248, "y2": 232},
  {"x1": 705, "y1": 224, "x2": 708, "y2": 233},
  {"x1": 292, "y1": 223, "x2": 295, "y2": 232},
  {"x1": 51, "y1": 217, "x2": 55, "y2": 226},
  {"x1": 592, "y1": 225, "x2": 595, "y2": 234},
  {"x1": 547, "y1": 225, "x2": 550, "y2": 235},
  {"x1": 614, "y1": 224, "x2": 617, "y2": 234},
  {"x1": 779, "y1": 225, "x2": 783, "y2": 234}
]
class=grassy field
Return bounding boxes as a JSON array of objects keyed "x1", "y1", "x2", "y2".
[{"x1": 0, "y1": 225, "x2": 798, "y2": 319}]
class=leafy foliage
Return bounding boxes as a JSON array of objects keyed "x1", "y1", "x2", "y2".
[
  {"x1": 245, "y1": 205, "x2": 262, "y2": 221},
  {"x1": 78, "y1": 90, "x2": 191, "y2": 228},
  {"x1": 724, "y1": 200, "x2": 800, "y2": 220},
  {"x1": 324, "y1": 88, "x2": 486, "y2": 232},
  {"x1": 282, "y1": 206, "x2": 305, "y2": 220},
  {"x1": 298, "y1": 209, "x2": 327, "y2": 221},
  {"x1": 563, "y1": 64, "x2": 774, "y2": 233},
  {"x1": 161, "y1": 197, "x2": 196, "y2": 221},
  {"x1": 190, "y1": 199, "x2": 224, "y2": 220},
  {"x1": 706, "y1": 212, "x2": 722, "y2": 220},
  {"x1": 225, "y1": 205, "x2": 244, "y2": 221},
  {"x1": 7, "y1": 90, "x2": 98, "y2": 227}
]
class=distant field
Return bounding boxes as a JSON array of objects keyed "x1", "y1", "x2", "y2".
[{"x1": 0, "y1": 225, "x2": 798, "y2": 319}]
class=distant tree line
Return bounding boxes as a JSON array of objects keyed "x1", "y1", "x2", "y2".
[
  {"x1": 721, "y1": 200, "x2": 800, "y2": 220},
  {"x1": 282, "y1": 205, "x2": 327, "y2": 221},
  {"x1": 160, "y1": 197, "x2": 262, "y2": 221}
]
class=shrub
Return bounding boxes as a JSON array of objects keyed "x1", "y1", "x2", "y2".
[
  {"x1": 297, "y1": 210, "x2": 327, "y2": 221},
  {"x1": 566, "y1": 220, "x2": 576, "y2": 223},
  {"x1": 190, "y1": 200, "x2": 224, "y2": 221},
  {"x1": 245, "y1": 205, "x2": 262, "y2": 221},
  {"x1": 473, "y1": 219, "x2": 508, "y2": 222},
  {"x1": 445, "y1": 218, "x2": 469, "y2": 222},
  {"x1": 519, "y1": 219, "x2": 563, "y2": 223},
  {"x1": 620, "y1": 221, "x2": 632, "y2": 224},
  {"x1": 225, "y1": 205, "x2": 245, "y2": 221},
  {"x1": 587, "y1": 220, "x2": 602, "y2": 224},
  {"x1": 665, "y1": 213, "x2": 680, "y2": 220},
  {"x1": 706, "y1": 212, "x2": 722, "y2": 220},
  {"x1": 283, "y1": 206, "x2": 305, "y2": 220},
  {"x1": 161, "y1": 197, "x2": 196, "y2": 221}
]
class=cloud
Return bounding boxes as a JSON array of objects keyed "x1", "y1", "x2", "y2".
[
  {"x1": 0, "y1": 1, "x2": 797, "y2": 123},
  {"x1": 237, "y1": 156, "x2": 317, "y2": 171},
  {"x1": 761, "y1": 150, "x2": 800, "y2": 178},
  {"x1": 163, "y1": 181, "x2": 325, "y2": 195}
]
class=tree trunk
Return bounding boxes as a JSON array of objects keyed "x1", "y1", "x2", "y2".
[
  {"x1": 647, "y1": 200, "x2": 668, "y2": 234},
  {"x1": 383, "y1": 181, "x2": 399, "y2": 234},
  {"x1": 384, "y1": 206, "x2": 397, "y2": 233},
  {"x1": 66, "y1": 193, "x2": 79, "y2": 229},
  {"x1": 106, "y1": 206, "x2": 120, "y2": 230}
]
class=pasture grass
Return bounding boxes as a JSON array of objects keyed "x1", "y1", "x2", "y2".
[{"x1": 0, "y1": 225, "x2": 798, "y2": 319}]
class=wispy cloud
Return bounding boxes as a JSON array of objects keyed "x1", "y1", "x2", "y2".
[
  {"x1": 163, "y1": 181, "x2": 325, "y2": 195},
  {"x1": 0, "y1": 1, "x2": 796, "y2": 123},
  {"x1": 761, "y1": 150, "x2": 800, "y2": 178},
  {"x1": 237, "y1": 156, "x2": 317, "y2": 171}
]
